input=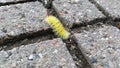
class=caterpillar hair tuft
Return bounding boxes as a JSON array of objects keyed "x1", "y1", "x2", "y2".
[{"x1": 45, "y1": 15, "x2": 70, "y2": 39}]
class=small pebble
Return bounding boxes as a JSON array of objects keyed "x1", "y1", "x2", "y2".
[
  {"x1": 28, "y1": 54, "x2": 40, "y2": 60},
  {"x1": 28, "y1": 54, "x2": 34, "y2": 60},
  {"x1": 38, "y1": 53, "x2": 43, "y2": 58}
]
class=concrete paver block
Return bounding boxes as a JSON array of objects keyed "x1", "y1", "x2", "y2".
[
  {"x1": 0, "y1": 38, "x2": 77, "y2": 68},
  {"x1": 53, "y1": 0, "x2": 105, "y2": 27},
  {"x1": 94, "y1": 0, "x2": 120, "y2": 19},
  {"x1": 0, "y1": 1, "x2": 49, "y2": 44},
  {"x1": 74, "y1": 25, "x2": 120, "y2": 68}
]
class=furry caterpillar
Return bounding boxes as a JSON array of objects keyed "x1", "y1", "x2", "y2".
[{"x1": 45, "y1": 15, "x2": 70, "y2": 39}]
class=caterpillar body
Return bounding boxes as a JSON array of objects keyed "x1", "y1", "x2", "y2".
[{"x1": 45, "y1": 15, "x2": 70, "y2": 39}]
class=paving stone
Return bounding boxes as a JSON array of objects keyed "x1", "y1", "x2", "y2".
[
  {"x1": 53, "y1": 0, "x2": 105, "y2": 28},
  {"x1": 74, "y1": 25, "x2": 120, "y2": 68},
  {"x1": 94, "y1": 0, "x2": 120, "y2": 19},
  {"x1": 0, "y1": 2, "x2": 49, "y2": 44},
  {"x1": 0, "y1": 0, "x2": 25, "y2": 3},
  {"x1": 0, "y1": 38, "x2": 77, "y2": 68}
]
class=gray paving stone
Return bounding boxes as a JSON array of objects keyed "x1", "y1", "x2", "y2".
[
  {"x1": 0, "y1": 0, "x2": 25, "y2": 3},
  {"x1": 94, "y1": 0, "x2": 120, "y2": 19},
  {"x1": 0, "y1": 38, "x2": 77, "y2": 68},
  {"x1": 0, "y1": 2, "x2": 49, "y2": 44},
  {"x1": 74, "y1": 25, "x2": 120, "y2": 68},
  {"x1": 53, "y1": 0, "x2": 105, "y2": 28}
]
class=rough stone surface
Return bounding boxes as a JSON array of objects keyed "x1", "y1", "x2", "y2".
[
  {"x1": 74, "y1": 25, "x2": 120, "y2": 68},
  {"x1": 53, "y1": 0, "x2": 105, "y2": 27},
  {"x1": 0, "y1": 0, "x2": 25, "y2": 3},
  {"x1": 94, "y1": 0, "x2": 120, "y2": 19},
  {"x1": 0, "y1": 2, "x2": 49, "y2": 44},
  {"x1": 0, "y1": 38, "x2": 77, "y2": 68}
]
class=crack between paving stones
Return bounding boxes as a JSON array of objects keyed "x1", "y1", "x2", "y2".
[
  {"x1": 47, "y1": 1, "x2": 119, "y2": 67},
  {"x1": 63, "y1": 38, "x2": 94, "y2": 68},
  {"x1": 0, "y1": 0, "x2": 36, "y2": 6},
  {"x1": 1, "y1": 0, "x2": 120, "y2": 68},
  {"x1": 88, "y1": 0, "x2": 120, "y2": 29},
  {"x1": 45, "y1": 1, "x2": 119, "y2": 68},
  {"x1": 89, "y1": 0, "x2": 112, "y2": 20},
  {"x1": 51, "y1": 8, "x2": 95, "y2": 68},
  {"x1": 44, "y1": 1, "x2": 94, "y2": 68},
  {"x1": 0, "y1": 0, "x2": 95, "y2": 67},
  {"x1": 88, "y1": 0, "x2": 112, "y2": 20},
  {"x1": 0, "y1": 28, "x2": 56, "y2": 49}
]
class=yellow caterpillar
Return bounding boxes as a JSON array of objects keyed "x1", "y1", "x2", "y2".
[{"x1": 45, "y1": 15, "x2": 70, "y2": 39}]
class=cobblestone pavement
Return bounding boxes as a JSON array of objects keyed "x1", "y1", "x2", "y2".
[{"x1": 0, "y1": 0, "x2": 120, "y2": 68}]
